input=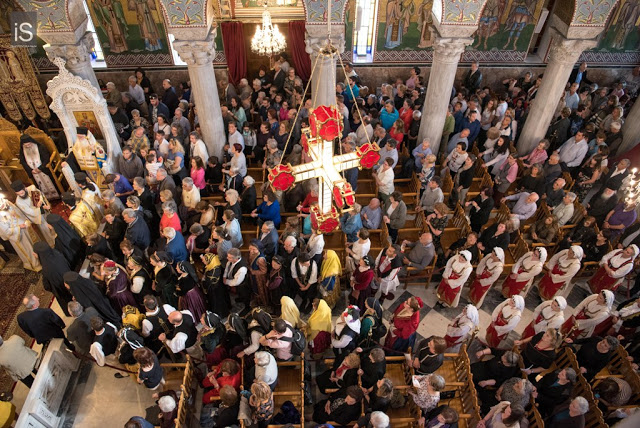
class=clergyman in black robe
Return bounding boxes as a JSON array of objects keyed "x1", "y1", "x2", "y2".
[
  {"x1": 47, "y1": 213, "x2": 86, "y2": 268},
  {"x1": 63, "y1": 271, "x2": 120, "y2": 326},
  {"x1": 33, "y1": 241, "x2": 73, "y2": 316}
]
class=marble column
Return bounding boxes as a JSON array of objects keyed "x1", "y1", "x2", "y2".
[
  {"x1": 173, "y1": 33, "x2": 226, "y2": 159},
  {"x1": 516, "y1": 37, "x2": 596, "y2": 154},
  {"x1": 417, "y1": 37, "x2": 473, "y2": 154},
  {"x1": 44, "y1": 32, "x2": 101, "y2": 92},
  {"x1": 305, "y1": 28, "x2": 345, "y2": 108},
  {"x1": 619, "y1": 99, "x2": 640, "y2": 155}
]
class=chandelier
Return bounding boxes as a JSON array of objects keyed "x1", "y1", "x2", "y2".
[{"x1": 251, "y1": 2, "x2": 286, "y2": 57}]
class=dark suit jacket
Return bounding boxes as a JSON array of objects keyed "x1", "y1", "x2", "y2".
[
  {"x1": 149, "y1": 102, "x2": 170, "y2": 123},
  {"x1": 272, "y1": 70, "x2": 285, "y2": 92},
  {"x1": 569, "y1": 68, "x2": 592, "y2": 86},
  {"x1": 616, "y1": 298, "x2": 640, "y2": 329},
  {"x1": 463, "y1": 69, "x2": 482, "y2": 92},
  {"x1": 601, "y1": 166, "x2": 629, "y2": 191},
  {"x1": 67, "y1": 307, "x2": 100, "y2": 354},
  {"x1": 17, "y1": 308, "x2": 66, "y2": 344},
  {"x1": 162, "y1": 87, "x2": 179, "y2": 114},
  {"x1": 260, "y1": 228, "x2": 279, "y2": 260}
]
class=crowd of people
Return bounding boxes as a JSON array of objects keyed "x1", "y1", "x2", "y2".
[{"x1": 1, "y1": 56, "x2": 640, "y2": 428}]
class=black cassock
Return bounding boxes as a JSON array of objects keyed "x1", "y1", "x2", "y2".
[
  {"x1": 33, "y1": 241, "x2": 74, "y2": 317},
  {"x1": 47, "y1": 214, "x2": 86, "y2": 268},
  {"x1": 63, "y1": 271, "x2": 121, "y2": 326}
]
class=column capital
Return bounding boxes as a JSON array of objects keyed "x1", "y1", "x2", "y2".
[
  {"x1": 44, "y1": 32, "x2": 95, "y2": 67},
  {"x1": 173, "y1": 33, "x2": 216, "y2": 66},
  {"x1": 547, "y1": 36, "x2": 598, "y2": 66},
  {"x1": 305, "y1": 25, "x2": 346, "y2": 55},
  {"x1": 432, "y1": 37, "x2": 474, "y2": 64}
]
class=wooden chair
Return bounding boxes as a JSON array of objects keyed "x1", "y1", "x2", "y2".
[
  {"x1": 593, "y1": 345, "x2": 640, "y2": 410},
  {"x1": 504, "y1": 235, "x2": 529, "y2": 273},
  {"x1": 173, "y1": 356, "x2": 196, "y2": 428},
  {"x1": 397, "y1": 211, "x2": 427, "y2": 243},
  {"x1": 23, "y1": 127, "x2": 66, "y2": 194},
  {"x1": 442, "y1": 345, "x2": 483, "y2": 428},
  {"x1": 466, "y1": 171, "x2": 493, "y2": 201}
]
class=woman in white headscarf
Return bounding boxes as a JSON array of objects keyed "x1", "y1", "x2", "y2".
[
  {"x1": 538, "y1": 245, "x2": 583, "y2": 300},
  {"x1": 520, "y1": 296, "x2": 567, "y2": 341},
  {"x1": 469, "y1": 248, "x2": 505, "y2": 307},
  {"x1": 589, "y1": 245, "x2": 639, "y2": 294},
  {"x1": 486, "y1": 295, "x2": 525, "y2": 348},
  {"x1": 436, "y1": 250, "x2": 473, "y2": 308},
  {"x1": 444, "y1": 304, "x2": 479, "y2": 351},
  {"x1": 561, "y1": 290, "x2": 615, "y2": 340},
  {"x1": 501, "y1": 247, "x2": 547, "y2": 299}
]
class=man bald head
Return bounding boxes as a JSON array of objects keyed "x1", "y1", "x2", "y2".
[
  {"x1": 369, "y1": 198, "x2": 380, "y2": 209},
  {"x1": 169, "y1": 311, "x2": 183, "y2": 325}
]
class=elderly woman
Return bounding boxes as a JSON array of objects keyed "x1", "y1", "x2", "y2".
[
  {"x1": 410, "y1": 374, "x2": 446, "y2": 413},
  {"x1": 159, "y1": 201, "x2": 181, "y2": 233},
  {"x1": 341, "y1": 203, "x2": 364, "y2": 243},
  {"x1": 486, "y1": 296, "x2": 525, "y2": 348},
  {"x1": 252, "y1": 191, "x2": 281, "y2": 228},
  {"x1": 547, "y1": 396, "x2": 589, "y2": 428},
  {"x1": 518, "y1": 163, "x2": 546, "y2": 195},
  {"x1": 214, "y1": 189, "x2": 242, "y2": 224},
  {"x1": 105, "y1": 81, "x2": 123, "y2": 108},
  {"x1": 535, "y1": 368, "x2": 577, "y2": 418},
  {"x1": 202, "y1": 359, "x2": 242, "y2": 404},
  {"x1": 240, "y1": 175, "x2": 257, "y2": 214},
  {"x1": 538, "y1": 245, "x2": 583, "y2": 300},
  {"x1": 317, "y1": 352, "x2": 360, "y2": 395},
  {"x1": 437, "y1": 250, "x2": 473, "y2": 308},
  {"x1": 263, "y1": 139, "x2": 283, "y2": 169},
  {"x1": 130, "y1": 109, "x2": 149, "y2": 134},
  {"x1": 254, "y1": 351, "x2": 278, "y2": 389},
  {"x1": 501, "y1": 248, "x2": 546, "y2": 298},
  {"x1": 520, "y1": 139, "x2": 549, "y2": 168},
  {"x1": 185, "y1": 223, "x2": 210, "y2": 257},
  {"x1": 383, "y1": 191, "x2": 407, "y2": 244},
  {"x1": 588, "y1": 244, "x2": 639, "y2": 293}
]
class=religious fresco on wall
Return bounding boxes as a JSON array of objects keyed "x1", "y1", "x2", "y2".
[
  {"x1": 374, "y1": 0, "x2": 435, "y2": 61},
  {"x1": 572, "y1": 0, "x2": 617, "y2": 26},
  {"x1": 463, "y1": 0, "x2": 546, "y2": 62},
  {"x1": 304, "y1": 0, "x2": 350, "y2": 23},
  {"x1": 442, "y1": 0, "x2": 485, "y2": 24},
  {"x1": 87, "y1": 0, "x2": 173, "y2": 66},
  {"x1": 581, "y1": 0, "x2": 640, "y2": 64},
  {"x1": 234, "y1": 0, "x2": 305, "y2": 19},
  {"x1": 14, "y1": 0, "x2": 71, "y2": 31}
]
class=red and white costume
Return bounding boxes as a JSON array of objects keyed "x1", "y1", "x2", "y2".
[
  {"x1": 520, "y1": 297, "x2": 567, "y2": 341},
  {"x1": 469, "y1": 248, "x2": 505, "y2": 307},
  {"x1": 561, "y1": 291, "x2": 614, "y2": 339},
  {"x1": 437, "y1": 250, "x2": 473, "y2": 308},
  {"x1": 501, "y1": 249, "x2": 546, "y2": 298},
  {"x1": 444, "y1": 304, "x2": 479, "y2": 351},
  {"x1": 538, "y1": 246, "x2": 583, "y2": 300},
  {"x1": 485, "y1": 296, "x2": 524, "y2": 348},
  {"x1": 588, "y1": 246, "x2": 638, "y2": 294}
]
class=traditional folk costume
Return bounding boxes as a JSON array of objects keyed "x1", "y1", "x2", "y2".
[
  {"x1": 202, "y1": 254, "x2": 230, "y2": 319},
  {"x1": 469, "y1": 248, "x2": 505, "y2": 307},
  {"x1": 444, "y1": 304, "x2": 479, "y2": 351},
  {"x1": 12, "y1": 181, "x2": 55, "y2": 246},
  {"x1": 103, "y1": 260, "x2": 138, "y2": 313},
  {"x1": 350, "y1": 257, "x2": 375, "y2": 310},
  {"x1": 61, "y1": 192, "x2": 100, "y2": 238},
  {"x1": 501, "y1": 248, "x2": 546, "y2": 298},
  {"x1": 561, "y1": 290, "x2": 614, "y2": 340},
  {"x1": 485, "y1": 296, "x2": 524, "y2": 348},
  {"x1": 18, "y1": 135, "x2": 59, "y2": 200},
  {"x1": 0, "y1": 199, "x2": 40, "y2": 271},
  {"x1": 521, "y1": 297, "x2": 567, "y2": 341},
  {"x1": 175, "y1": 261, "x2": 207, "y2": 324},
  {"x1": 332, "y1": 306, "x2": 361, "y2": 361},
  {"x1": 538, "y1": 246, "x2": 583, "y2": 300},
  {"x1": 319, "y1": 250, "x2": 342, "y2": 309},
  {"x1": 375, "y1": 247, "x2": 403, "y2": 302},
  {"x1": 385, "y1": 298, "x2": 423, "y2": 352},
  {"x1": 307, "y1": 299, "x2": 332, "y2": 355},
  {"x1": 437, "y1": 250, "x2": 473, "y2": 308},
  {"x1": 588, "y1": 245, "x2": 639, "y2": 293},
  {"x1": 126, "y1": 255, "x2": 153, "y2": 307}
]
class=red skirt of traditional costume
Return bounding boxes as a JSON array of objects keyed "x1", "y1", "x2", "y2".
[
  {"x1": 521, "y1": 313, "x2": 545, "y2": 341},
  {"x1": 588, "y1": 266, "x2": 620, "y2": 293},
  {"x1": 444, "y1": 334, "x2": 463, "y2": 349},
  {"x1": 309, "y1": 331, "x2": 331, "y2": 355},
  {"x1": 437, "y1": 272, "x2": 461, "y2": 306},
  {"x1": 538, "y1": 265, "x2": 566, "y2": 300},
  {"x1": 561, "y1": 311, "x2": 587, "y2": 340},
  {"x1": 468, "y1": 270, "x2": 492, "y2": 306},
  {"x1": 501, "y1": 271, "x2": 528, "y2": 298},
  {"x1": 485, "y1": 313, "x2": 508, "y2": 348}
]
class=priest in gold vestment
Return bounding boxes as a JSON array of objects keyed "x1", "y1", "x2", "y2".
[{"x1": 61, "y1": 192, "x2": 100, "y2": 238}]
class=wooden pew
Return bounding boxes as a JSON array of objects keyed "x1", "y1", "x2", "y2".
[
  {"x1": 397, "y1": 211, "x2": 427, "y2": 243},
  {"x1": 504, "y1": 235, "x2": 529, "y2": 274},
  {"x1": 443, "y1": 345, "x2": 483, "y2": 428},
  {"x1": 268, "y1": 354, "x2": 305, "y2": 428},
  {"x1": 466, "y1": 171, "x2": 493, "y2": 202},
  {"x1": 594, "y1": 345, "x2": 640, "y2": 411},
  {"x1": 401, "y1": 254, "x2": 438, "y2": 289},
  {"x1": 562, "y1": 347, "x2": 608, "y2": 428},
  {"x1": 172, "y1": 356, "x2": 196, "y2": 428},
  {"x1": 513, "y1": 348, "x2": 546, "y2": 428}
]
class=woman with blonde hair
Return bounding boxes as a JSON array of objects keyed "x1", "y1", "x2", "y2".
[
  {"x1": 306, "y1": 298, "x2": 332, "y2": 358},
  {"x1": 249, "y1": 381, "x2": 274, "y2": 428},
  {"x1": 280, "y1": 296, "x2": 303, "y2": 329},
  {"x1": 316, "y1": 352, "x2": 360, "y2": 394},
  {"x1": 319, "y1": 249, "x2": 343, "y2": 308}
]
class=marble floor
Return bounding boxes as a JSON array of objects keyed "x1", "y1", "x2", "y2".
[{"x1": 8, "y1": 272, "x2": 626, "y2": 427}]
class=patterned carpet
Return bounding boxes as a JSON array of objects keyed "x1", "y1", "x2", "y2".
[{"x1": 0, "y1": 256, "x2": 51, "y2": 392}]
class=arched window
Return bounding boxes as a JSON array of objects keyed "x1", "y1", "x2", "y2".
[{"x1": 353, "y1": 0, "x2": 379, "y2": 63}]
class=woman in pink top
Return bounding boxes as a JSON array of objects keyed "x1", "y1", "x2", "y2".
[
  {"x1": 520, "y1": 140, "x2": 549, "y2": 168},
  {"x1": 278, "y1": 100, "x2": 290, "y2": 122},
  {"x1": 190, "y1": 157, "x2": 206, "y2": 190}
]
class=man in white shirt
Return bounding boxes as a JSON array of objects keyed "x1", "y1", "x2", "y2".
[
  {"x1": 223, "y1": 248, "x2": 250, "y2": 315},
  {"x1": 89, "y1": 317, "x2": 119, "y2": 367},
  {"x1": 565, "y1": 83, "x2": 580, "y2": 110},
  {"x1": 181, "y1": 177, "x2": 201, "y2": 211},
  {"x1": 158, "y1": 310, "x2": 203, "y2": 359},
  {"x1": 557, "y1": 130, "x2": 588, "y2": 173},
  {"x1": 228, "y1": 122, "x2": 245, "y2": 151},
  {"x1": 552, "y1": 192, "x2": 576, "y2": 226},
  {"x1": 374, "y1": 158, "x2": 395, "y2": 205},
  {"x1": 128, "y1": 75, "x2": 146, "y2": 106},
  {"x1": 154, "y1": 131, "x2": 170, "y2": 159},
  {"x1": 291, "y1": 252, "x2": 318, "y2": 313}
]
